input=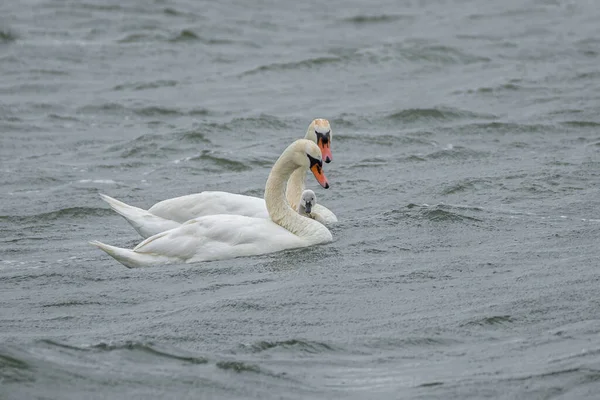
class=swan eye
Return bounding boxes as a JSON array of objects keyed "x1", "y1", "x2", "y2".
[
  {"x1": 307, "y1": 154, "x2": 322, "y2": 169},
  {"x1": 315, "y1": 130, "x2": 330, "y2": 145}
]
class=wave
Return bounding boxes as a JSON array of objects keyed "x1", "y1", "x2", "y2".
[
  {"x1": 441, "y1": 178, "x2": 495, "y2": 195},
  {"x1": 174, "y1": 129, "x2": 211, "y2": 144},
  {"x1": 106, "y1": 135, "x2": 179, "y2": 159},
  {"x1": 561, "y1": 121, "x2": 600, "y2": 128},
  {"x1": 178, "y1": 151, "x2": 251, "y2": 172},
  {"x1": 241, "y1": 56, "x2": 342, "y2": 76},
  {"x1": 117, "y1": 30, "x2": 237, "y2": 46},
  {"x1": 364, "y1": 42, "x2": 491, "y2": 65},
  {"x1": 0, "y1": 350, "x2": 32, "y2": 384},
  {"x1": 78, "y1": 102, "x2": 210, "y2": 118},
  {"x1": 462, "y1": 315, "x2": 514, "y2": 327},
  {"x1": 383, "y1": 203, "x2": 484, "y2": 225},
  {"x1": 34, "y1": 340, "x2": 208, "y2": 365},
  {"x1": 343, "y1": 14, "x2": 414, "y2": 24},
  {"x1": 169, "y1": 29, "x2": 236, "y2": 45},
  {"x1": 361, "y1": 336, "x2": 462, "y2": 350},
  {"x1": 113, "y1": 80, "x2": 179, "y2": 91},
  {"x1": 339, "y1": 133, "x2": 437, "y2": 147},
  {"x1": 215, "y1": 361, "x2": 262, "y2": 373},
  {"x1": 241, "y1": 339, "x2": 338, "y2": 354},
  {"x1": 464, "y1": 122, "x2": 551, "y2": 134},
  {"x1": 0, "y1": 29, "x2": 17, "y2": 44},
  {"x1": 425, "y1": 145, "x2": 490, "y2": 161},
  {"x1": 386, "y1": 107, "x2": 495, "y2": 123},
  {"x1": 0, "y1": 207, "x2": 114, "y2": 224}
]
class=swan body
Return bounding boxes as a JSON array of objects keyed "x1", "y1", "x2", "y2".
[
  {"x1": 91, "y1": 139, "x2": 332, "y2": 268},
  {"x1": 101, "y1": 119, "x2": 337, "y2": 239}
]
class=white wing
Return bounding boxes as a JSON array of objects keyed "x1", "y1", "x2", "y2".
[
  {"x1": 148, "y1": 191, "x2": 268, "y2": 223},
  {"x1": 133, "y1": 214, "x2": 308, "y2": 263}
]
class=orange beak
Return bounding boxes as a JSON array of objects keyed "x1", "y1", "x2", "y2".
[
  {"x1": 318, "y1": 139, "x2": 332, "y2": 163},
  {"x1": 310, "y1": 163, "x2": 329, "y2": 189}
]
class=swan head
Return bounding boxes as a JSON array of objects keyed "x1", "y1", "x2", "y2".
[
  {"x1": 299, "y1": 189, "x2": 317, "y2": 214},
  {"x1": 305, "y1": 119, "x2": 332, "y2": 164},
  {"x1": 292, "y1": 139, "x2": 329, "y2": 189}
]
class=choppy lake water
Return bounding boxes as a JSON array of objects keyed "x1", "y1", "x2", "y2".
[{"x1": 2, "y1": 0, "x2": 600, "y2": 398}]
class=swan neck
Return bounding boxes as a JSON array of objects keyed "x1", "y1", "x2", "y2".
[
  {"x1": 264, "y1": 141, "x2": 330, "y2": 242},
  {"x1": 286, "y1": 168, "x2": 307, "y2": 210},
  {"x1": 263, "y1": 147, "x2": 318, "y2": 239}
]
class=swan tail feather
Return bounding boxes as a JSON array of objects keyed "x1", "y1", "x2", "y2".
[
  {"x1": 90, "y1": 240, "x2": 179, "y2": 268},
  {"x1": 99, "y1": 193, "x2": 180, "y2": 238},
  {"x1": 89, "y1": 240, "x2": 142, "y2": 268}
]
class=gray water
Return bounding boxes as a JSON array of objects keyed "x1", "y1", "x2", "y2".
[{"x1": 2, "y1": 0, "x2": 600, "y2": 398}]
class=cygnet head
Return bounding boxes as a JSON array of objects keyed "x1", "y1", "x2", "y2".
[
  {"x1": 304, "y1": 119, "x2": 333, "y2": 164},
  {"x1": 298, "y1": 189, "x2": 317, "y2": 215}
]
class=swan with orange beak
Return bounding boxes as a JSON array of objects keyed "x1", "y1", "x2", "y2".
[{"x1": 98, "y1": 119, "x2": 338, "y2": 240}]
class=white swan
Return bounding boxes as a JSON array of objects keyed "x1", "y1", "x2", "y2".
[
  {"x1": 90, "y1": 139, "x2": 332, "y2": 268},
  {"x1": 100, "y1": 119, "x2": 337, "y2": 239},
  {"x1": 297, "y1": 189, "x2": 329, "y2": 225}
]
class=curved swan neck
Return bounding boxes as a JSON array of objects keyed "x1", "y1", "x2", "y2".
[
  {"x1": 264, "y1": 150, "x2": 299, "y2": 225},
  {"x1": 285, "y1": 168, "x2": 306, "y2": 210},
  {"x1": 264, "y1": 142, "x2": 329, "y2": 240}
]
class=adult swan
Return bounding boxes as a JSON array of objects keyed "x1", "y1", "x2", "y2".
[
  {"x1": 99, "y1": 119, "x2": 337, "y2": 239},
  {"x1": 90, "y1": 139, "x2": 332, "y2": 268}
]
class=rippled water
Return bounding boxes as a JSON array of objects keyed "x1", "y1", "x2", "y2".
[{"x1": 2, "y1": 0, "x2": 600, "y2": 398}]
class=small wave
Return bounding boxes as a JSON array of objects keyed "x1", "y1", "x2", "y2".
[
  {"x1": 343, "y1": 14, "x2": 414, "y2": 24},
  {"x1": 97, "y1": 342, "x2": 208, "y2": 364},
  {"x1": 421, "y1": 208, "x2": 482, "y2": 223},
  {"x1": 118, "y1": 30, "x2": 237, "y2": 46},
  {"x1": 169, "y1": 29, "x2": 235, "y2": 45},
  {"x1": 573, "y1": 71, "x2": 600, "y2": 81},
  {"x1": 241, "y1": 56, "x2": 342, "y2": 76},
  {"x1": 169, "y1": 29, "x2": 200, "y2": 43},
  {"x1": 113, "y1": 80, "x2": 178, "y2": 91},
  {"x1": 47, "y1": 113, "x2": 79, "y2": 122},
  {"x1": 560, "y1": 121, "x2": 600, "y2": 128},
  {"x1": 0, "y1": 29, "x2": 18, "y2": 44},
  {"x1": 41, "y1": 340, "x2": 208, "y2": 364},
  {"x1": 215, "y1": 360, "x2": 262, "y2": 374},
  {"x1": 466, "y1": 122, "x2": 550, "y2": 134},
  {"x1": 470, "y1": 83, "x2": 523, "y2": 94},
  {"x1": 175, "y1": 129, "x2": 211, "y2": 144},
  {"x1": 426, "y1": 145, "x2": 489, "y2": 161},
  {"x1": 78, "y1": 179, "x2": 117, "y2": 184},
  {"x1": 178, "y1": 151, "x2": 250, "y2": 172},
  {"x1": 40, "y1": 300, "x2": 103, "y2": 308},
  {"x1": 441, "y1": 178, "x2": 494, "y2": 195},
  {"x1": 0, "y1": 350, "x2": 31, "y2": 383},
  {"x1": 462, "y1": 315, "x2": 514, "y2": 327},
  {"x1": 134, "y1": 106, "x2": 198, "y2": 117},
  {"x1": 217, "y1": 300, "x2": 267, "y2": 311},
  {"x1": 338, "y1": 133, "x2": 436, "y2": 147},
  {"x1": 362, "y1": 336, "x2": 461, "y2": 350},
  {"x1": 384, "y1": 204, "x2": 483, "y2": 225},
  {"x1": 162, "y1": 7, "x2": 198, "y2": 18},
  {"x1": 202, "y1": 115, "x2": 291, "y2": 139},
  {"x1": 243, "y1": 339, "x2": 337, "y2": 354},
  {"x1": 419, "y1": 381, "x2": 444, "y2": 387},
  {"x1": 78, "y1": 3, "x2": 123, "y2": 11},
  {"x1": 0, "y1": 207, "x2": 114, "y2": 224},
  {"x1": 397, "y1": 43, "x2": 490, "y2": 65},
  {"x1": 350, "y1": 157, "x2": 388, "y2": 169},
  {"x1": 117, "y1": 33, "x2": 154, "y2": 43},
  {"x1": 107, "y1": 135, "x2": 179, "y2": 159},
  {"x1": 386, "y1": 107, "x2": 494, "y2": 123},
  {"x1": 77, "y1": 102, "x2": 210, "y2": 118},
  {"x1": 330, "y1": 116, "x2": 356, "y2": 128}
]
